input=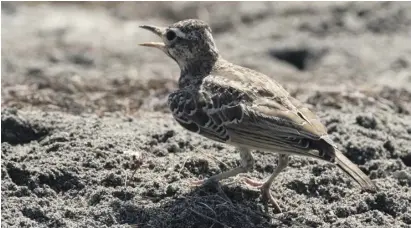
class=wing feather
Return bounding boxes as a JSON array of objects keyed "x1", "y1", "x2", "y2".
[{"x1": 168, "y1": 88, "x2": 242, "y2": 143}]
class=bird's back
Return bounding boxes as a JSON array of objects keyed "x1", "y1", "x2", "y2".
[{"x1": 210, "y1": 59, "x2": 291, "y2": 104}]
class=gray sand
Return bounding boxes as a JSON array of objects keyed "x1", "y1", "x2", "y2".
[{"x1": 2, "y1": 2, "x2": 411, "y2": 228}]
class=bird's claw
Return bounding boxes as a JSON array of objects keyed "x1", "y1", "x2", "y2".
[
  {"x1": 243, "y1": 177, "x2": 265, "y2": 187},
  {"x1": 190, "y1": 179, "x2": 206, "y2": 187},
  {"x1": 261, "y1": 186, "x2": 282, "y2": 213},
  {"x1": 190, "y1": 177, "x2": 220, "y2": 187},
  {"x1": 242, "y1": 177, "x2": 282, "y2": 213}
]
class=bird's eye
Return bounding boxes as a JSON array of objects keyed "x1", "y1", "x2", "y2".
[{"x1": 166, "y1": 30, "x2": 176, "y2": 41}]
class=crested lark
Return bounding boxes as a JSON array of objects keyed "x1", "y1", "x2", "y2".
[{"x1": 140, "y1": 19, "x2": 376, "y2": 212}]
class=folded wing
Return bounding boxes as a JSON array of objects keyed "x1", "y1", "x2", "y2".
[{"x1": 167, "y1": 87, "x2": 243, "y2": 143}]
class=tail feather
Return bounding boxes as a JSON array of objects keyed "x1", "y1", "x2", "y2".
[{"x1": 334, "y1": 149, "x2": 376, "y2": 191}]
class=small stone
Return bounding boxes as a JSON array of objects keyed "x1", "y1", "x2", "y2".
[
  {"x1": 356, "y1": 114, "x2": 377, "y2": 129},
  {"x1": 167, "y1": 143, "x2": 180, "y2": 153},
  {"x1": 166, "y1": 184, "x2": 178, "y2": 196},
  {"x1": 153, "y1": 147, "x2": 168, "y2": 156}
]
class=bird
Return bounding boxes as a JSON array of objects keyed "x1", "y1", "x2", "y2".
[{"x1": 139, "y1": 19, "x2": 376, "y2": 213}]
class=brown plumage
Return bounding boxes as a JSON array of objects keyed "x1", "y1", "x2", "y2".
[{"x1": 140, "y1": 19, "x2": 376, "y2": 212}]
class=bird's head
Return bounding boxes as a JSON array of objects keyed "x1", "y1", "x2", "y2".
[{"x1": 140, "y1": 19, "x2": 219, "y2": 70}]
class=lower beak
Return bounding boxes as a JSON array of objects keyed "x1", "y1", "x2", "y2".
[
  {"x1": 139, "y1": 42, "x2": 165, "y2": 49},
  {"x1": 139, "y1": 25, "x2": 166, "y2": 50}
]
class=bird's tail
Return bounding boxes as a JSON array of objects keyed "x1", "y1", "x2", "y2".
[{"x1": 334, "y1": 149, "x2": 376, "y2": 191}]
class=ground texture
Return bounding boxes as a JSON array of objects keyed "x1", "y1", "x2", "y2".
[{"x1": 2, "y1": 2, "x2": 411, "y2": 228}]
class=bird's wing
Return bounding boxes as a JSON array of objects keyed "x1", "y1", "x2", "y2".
[
  {"x1": 229, "y1": 95, "x2": 334, "y2": 159},
  {"x1": 167, "y1": 87, "x2": 244, "y2": 143},
  {"x1": 202, "y1": 65, "x2": 335, "y2": 160}
]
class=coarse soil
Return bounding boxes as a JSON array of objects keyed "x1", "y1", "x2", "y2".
[{"x1": 2, "y1": 2, "x2": 411, "y2": 228}]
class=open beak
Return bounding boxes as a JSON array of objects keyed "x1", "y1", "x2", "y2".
[{"x1": 139, "y1": 25, "x2": 166, "y2": 49}]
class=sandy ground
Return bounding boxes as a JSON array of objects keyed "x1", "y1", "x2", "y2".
[{"x1": 2, "y1": 2, "x2": 411, "y2": 228}]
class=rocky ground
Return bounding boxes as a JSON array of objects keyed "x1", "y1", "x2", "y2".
[{"x1": 2, "y1": 2, "x2": 411, "y2": 228}]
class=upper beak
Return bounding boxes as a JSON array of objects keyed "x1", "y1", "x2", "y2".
[{"x1": 139, "y1": 25, "x2": 166, "y2": 49}]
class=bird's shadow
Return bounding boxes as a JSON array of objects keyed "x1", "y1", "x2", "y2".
[{"x1": 111, "y1": 182, "x2": 294, "y2": 228}]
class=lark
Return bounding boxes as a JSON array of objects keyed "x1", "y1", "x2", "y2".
[{"x1": 140, "y1": 19, "x2": 376, "y2": 212}]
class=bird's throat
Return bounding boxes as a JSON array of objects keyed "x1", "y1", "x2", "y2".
[{"x1": 178, "y1": 57, "x2": 220, "y2": 88}]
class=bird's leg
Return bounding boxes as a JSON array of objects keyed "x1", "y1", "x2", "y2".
[
  {"x1": 244, "y1": 154, "x2": 289, "y2": 213},
  {"x1": 191, "y1": 147, "x2": 254, "y2": 186}
]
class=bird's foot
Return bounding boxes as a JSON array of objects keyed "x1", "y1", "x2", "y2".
[
  {"x1": 190, "y1": 179, "x2": 206, "y2": 186},
  {"x1": 243, "y1": 177, "x2": 282, "y2": 213},
  {"x1": 243, "y1": 177, "x2": 264, "y2": 187},
  {"x1": 260, "y1": 184, "x2": 282, "y2": 213},
  {"x1": 190, "y1": 177, "x2": 220, "y2": 187}
]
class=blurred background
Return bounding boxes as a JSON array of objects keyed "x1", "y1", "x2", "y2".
[
  {"x1": 2, "y1": 3, "x2": 411, "y2": 228},
  {"x1": 2, "y1": 2, "x2": 410, "y2": 115},
  {"x1": 1, "y1": 2, "x2": 411, "y2": 116}
]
